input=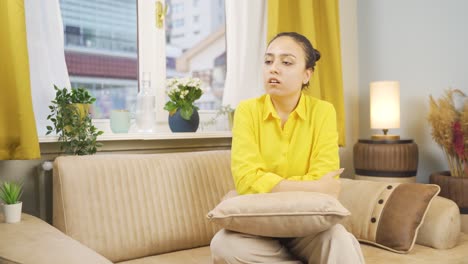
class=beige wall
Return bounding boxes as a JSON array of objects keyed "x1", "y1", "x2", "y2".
[
  {"x1": 356, "y1": 0, "x2": 468, "y2": 182},
  {"x1": 0, "y1": 160, "x2": 43, "y2": 217},
  {"x1": 333, "y1": 0, "x2": 467, "y2": 182},
  {"x1": 339, "y1": 0, "x2": 360, "y2": 179}
]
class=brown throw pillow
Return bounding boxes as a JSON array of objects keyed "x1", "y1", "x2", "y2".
[
  {"x1": 207, "y1": 191, "x2": 350, "y2": 238},
  {"x1": 338, "y1": 179, "x2": 440, "y2": 253}
]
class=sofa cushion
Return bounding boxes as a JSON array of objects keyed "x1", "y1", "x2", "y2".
[
  {"x1": 53, "y1": 150, "x2": 234, "y2": 263},
  {"x1": 207, "y1": 191, "x2": 350, "y2": 237},
  {"x1": 114, "y1": 234, "x2": 468, "y2": 264},
  {"x1": 116, "y1": 246, "x2": 211, "y2": 264},
  {"x1": 338, "y1": 179, "x2": 440, "y2": 253},
  {"x1": 360, "y1": 232, "x2": 468, "y2": 264}
]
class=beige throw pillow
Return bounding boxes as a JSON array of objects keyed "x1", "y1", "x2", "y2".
[
  {"x1": 207, "y1": 191, "x2": 350, "y2": 238},
  {"x1": 339, "y1": 179, "x2": 440, "y2": 253}
]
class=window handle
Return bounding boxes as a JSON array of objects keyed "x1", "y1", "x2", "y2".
[{"x1": 155, "y1": 1, "x2": 167, "y2": 29}]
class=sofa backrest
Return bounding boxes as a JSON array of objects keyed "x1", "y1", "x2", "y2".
[{"x1": 53, "y1": 150, "x2": 234, "y2": 262}]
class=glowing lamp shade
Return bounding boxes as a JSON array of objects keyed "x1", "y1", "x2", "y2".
[{"x1": 370, "y1": 81, "x2": 400, "y2": 140}]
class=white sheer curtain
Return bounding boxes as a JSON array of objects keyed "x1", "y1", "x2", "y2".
[
  {"x1": 222, "y1": 0, "x2": 267, "y2": 108},
  {"x1": 25, "y1": 0, "x2": 70, "y2": 136}
]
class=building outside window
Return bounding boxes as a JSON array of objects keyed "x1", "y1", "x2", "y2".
[
  {"x1": 60, "y1": 0, "x2": 137, "y2": 119},
  {"x1": 167, "y1": 0, "x2": 226, "y2": 110}
]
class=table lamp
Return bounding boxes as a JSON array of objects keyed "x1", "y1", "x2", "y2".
[
  {"x1": 370, "y1": 81, "x2": 400, "y2": 140},
  {"x1": 354, "y1": 80, "x2": 418, "y2": 183}
]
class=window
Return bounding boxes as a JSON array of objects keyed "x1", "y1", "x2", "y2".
[
  {"x1": 173, "y1": 19, "x2": 185, "y2": 28},
  {"x1": 171, "y1": 33, "x2": 185, "y2": 39},
  {"x1": 58, "y1": 0, "x2": 227, "y2": 131},
  {"x1": 64, "y1": 25, "x2": 80, "y2": 46}
]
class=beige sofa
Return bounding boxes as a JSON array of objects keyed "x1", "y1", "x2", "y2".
[{"x1": 1, "y1": 150, "x2": 467, "y2": 264}]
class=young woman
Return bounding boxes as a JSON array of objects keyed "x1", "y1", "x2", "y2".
[{"x1": 210, "y1": 32, "x2": 364, "y2": 264}]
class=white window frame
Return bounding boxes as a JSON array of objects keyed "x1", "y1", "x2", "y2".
[{"x1": 137, "y1": 0, "x2": 167, "y2": 126}]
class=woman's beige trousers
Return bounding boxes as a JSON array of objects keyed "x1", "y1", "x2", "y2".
[{"x1": 210, "y1": 224, "x2": 365, "y2": 264}]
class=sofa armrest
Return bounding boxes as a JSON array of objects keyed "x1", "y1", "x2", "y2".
[
  {"x1": 0, "y1": 213, "x2": 112, "y2": 264},
  {"x1": 416, "y1": 196, "x2": 460, "y2": 249}
]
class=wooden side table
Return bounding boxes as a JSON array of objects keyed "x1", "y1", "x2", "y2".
[{"x1": 353, "y1": 139, "x2": 419, "y2": 183}]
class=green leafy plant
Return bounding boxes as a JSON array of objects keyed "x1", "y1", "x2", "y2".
[
  {"x1": 164, "y1": 77, "x2": 203, "y2": 120},
  {"x1": 202, "y1": 105, "x2": 235, "y2": 129},
  {"x1": 0, "y1": 181, "x2": 23, "y2": 205},
  {"x1": 46, "y1": 85, "x2": 104, "y2": 155}
]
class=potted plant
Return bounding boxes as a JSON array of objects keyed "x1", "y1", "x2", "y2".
[
  {"x1": 427, "y1": 89, "x2": 467, "y2": 212},
  {"x1": 201, "y1": 105, "x2": 235, "y2": 131},
  {"x1": 0, "y1": 181, "x2": 23, "y2": 223},
  {"x1": 46, "y1": 85, "x2": 104, "y2": 155},
  {"x1": 164, "y1": 77, "x2": 203, "y2": 132}
]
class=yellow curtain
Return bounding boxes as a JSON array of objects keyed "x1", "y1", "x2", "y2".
[
  {"x1": 268, "y1": 0, "x2": 346, "y2": 146},
  {"x1": 0, "y1": 0, "x2": 40, "y2": 159}
]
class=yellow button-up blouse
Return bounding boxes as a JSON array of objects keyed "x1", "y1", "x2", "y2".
[{"x1": 231, "y1": 93, "x2": 339, "y2": 194}]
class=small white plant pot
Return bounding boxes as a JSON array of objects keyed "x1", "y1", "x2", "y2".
[{"x1": 2, "y1": 202, "x2": 22, "y2": 223}]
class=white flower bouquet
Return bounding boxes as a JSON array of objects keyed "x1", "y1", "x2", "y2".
[{"x1": 164, "y1": 77, "x2": 203, "y2": 120}]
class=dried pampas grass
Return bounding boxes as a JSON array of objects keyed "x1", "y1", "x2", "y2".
[
  {"x1": 462, "y1": 101, "x2": 468, "y2": 160},
  {"x1": 428, "y1": 89, "x2": 467, "y2": 177}
]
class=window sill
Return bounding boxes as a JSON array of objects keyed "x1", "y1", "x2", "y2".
[
  {"x1": 38, "y1": 131, "x2": 232, "y2": 158},
  {"x1": 38, "y1": 130, "x2": 232, "y2": 143}
]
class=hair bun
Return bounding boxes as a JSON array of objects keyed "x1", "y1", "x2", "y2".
[{"x1": 314, "y1": 49, "x2": 321, "y2": 62}]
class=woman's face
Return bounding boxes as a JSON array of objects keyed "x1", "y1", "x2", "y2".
[{"x1": 263, "y1": 36, "x2": 312, "y2": 99}]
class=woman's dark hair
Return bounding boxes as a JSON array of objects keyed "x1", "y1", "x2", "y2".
[{"x1": 268, "y1": 32, "x2": 321, "y2": 88}]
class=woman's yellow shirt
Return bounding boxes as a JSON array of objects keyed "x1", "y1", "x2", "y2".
[{"x1": 231, "y1": 93, "x2": 339, "y2": 194}]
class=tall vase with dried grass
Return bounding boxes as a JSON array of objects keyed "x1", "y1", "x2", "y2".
[
  {"x1": 428, "y1": 89, "x2": 468, "y2": 221},
  {"x1": 428, "y1": 89, "x2": 468, "y2": 177}
]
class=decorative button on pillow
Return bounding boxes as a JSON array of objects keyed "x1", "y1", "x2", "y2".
[
  {"x1": 338, "y1": 179, "x2": 440, "y2": 253},
  {"x1": 207, "y1": 191, "x2": 350, "y2": 238}
]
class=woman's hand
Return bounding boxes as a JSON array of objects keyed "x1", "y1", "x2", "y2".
[
  {"x1": 315, "y1": 168, "x2": 343, "y2": 198},
  {"x1": 271, "y1": 168, "x2": 344, "y2": 198}
]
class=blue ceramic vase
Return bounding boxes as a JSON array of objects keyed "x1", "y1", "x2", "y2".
[{"x1": 168, "y1": 108, "x2": 199, "y2": 132}]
